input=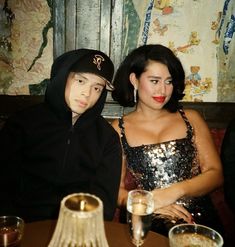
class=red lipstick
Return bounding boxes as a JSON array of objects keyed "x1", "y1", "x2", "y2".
[{"x1": 153, "y1": 96, "x2": 166, "y2": 103}]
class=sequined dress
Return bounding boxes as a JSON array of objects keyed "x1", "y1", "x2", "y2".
[{"x1": 119, "y1": 109, "x2": 221, "y2": 235}]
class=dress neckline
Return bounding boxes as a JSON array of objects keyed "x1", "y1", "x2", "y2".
[{"x1": 118, "y1": 108, "x2": 193, "y2": 149}]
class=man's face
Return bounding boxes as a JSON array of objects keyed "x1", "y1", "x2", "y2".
[{"x1": 65, "y1": 72, "x2": 105, "y2": 118}]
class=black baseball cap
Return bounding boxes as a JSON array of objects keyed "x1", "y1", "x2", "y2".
[{"x1": 69, "y1": 49, "x2": 114, "y2": 91}]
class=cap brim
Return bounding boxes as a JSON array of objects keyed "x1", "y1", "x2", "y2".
[
  {"x1": 97, "y1": 75, "x2": 114, "y2": 91},
  {"x1": 105, "y1": 80, "x2": 114, "y2": 91}
]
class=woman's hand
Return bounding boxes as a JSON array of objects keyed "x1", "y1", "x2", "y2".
[
  {"x1": 154, "y1": 204, "x2": 194, "y2": 223},
  {"x1": 151, "y1": 185, "x2": 193, "y2": 223},
  {"x1": 117, "y1": 187, "x2": 128, "y2": 206}
]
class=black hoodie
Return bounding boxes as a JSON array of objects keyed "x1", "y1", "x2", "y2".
[{"x1": 0, "y1": 49, "x2": 122, "y2": 222}]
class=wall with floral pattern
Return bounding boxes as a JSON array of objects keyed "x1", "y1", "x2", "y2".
[
  {"x1": 0, "y1": 0, "x2": 234, "y2": 102},
  {"x1": 122, "y1": 0, "x2": 235, "y2": 102},
  {"x1": 0, "y1": 0, "x2": 52, "y2": 95}
]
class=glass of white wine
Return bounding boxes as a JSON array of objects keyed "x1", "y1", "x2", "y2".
[
  {"x1": 127, "y1": 189, "x2": 154, "y2": 247},
  {"x1": 168, "y1": 223, "x2": 224, "y2": 247}
]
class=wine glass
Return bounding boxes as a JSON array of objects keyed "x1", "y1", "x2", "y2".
[
  {"x1": 168, "y1": 223, "x2": 224, "y2": 247},
  {"x1": 0, "y1": 216, "x2": 24, "y2": 247},
  {"x1": 127, "y1": 189, "x2": 154, "y2": 247}
]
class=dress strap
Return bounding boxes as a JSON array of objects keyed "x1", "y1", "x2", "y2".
[
  {"x1": 118, "y1": 117, "x2": 129, "y2": 152},
  {"x1": 118, "y1": 117, "x2": 125, "y2": 136},
  {"x1": 178, "y1": 108, "x2": 194, "y2": 139}
]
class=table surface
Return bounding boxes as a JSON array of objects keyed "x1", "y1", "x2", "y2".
[{"x1": 21, "y1": 220, "x2": 169, "y2": 247}]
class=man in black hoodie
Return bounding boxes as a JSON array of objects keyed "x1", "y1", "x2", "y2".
[{"x1": 0, "y1": 49, "x2": 122, "y2": 222}]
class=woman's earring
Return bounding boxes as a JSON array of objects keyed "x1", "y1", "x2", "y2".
[{"x1": 134, "y1": 88, "x2": 137, "y2": 103}]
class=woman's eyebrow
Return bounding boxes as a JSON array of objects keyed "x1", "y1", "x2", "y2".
[{"x1": 147, "y1": 75, "x2": 172, "y2": 79}]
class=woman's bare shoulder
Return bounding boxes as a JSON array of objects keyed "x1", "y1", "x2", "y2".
[
  {"x1": 184, "y1": 108, "x2": 203, "y2": 120},
  {"x1": 111, "y1": 118, "x2": 119, "y2": 130},
  {"x1": 183, "y1": 108, "x2": 208, "y2": 128},
  {"x1": 111, "y1": 113, "x2": 134, "y2": 131}
]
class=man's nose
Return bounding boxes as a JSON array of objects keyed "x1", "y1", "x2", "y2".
[{"x1": 81, "y1": 85, "x2": 91, "y2": 97}]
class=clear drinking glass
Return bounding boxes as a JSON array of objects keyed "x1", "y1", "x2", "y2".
[
  {"x1": 168, "y1": 223, "x2": 224, "y2": 247},
  {"x1": 0, "y1": 216, "x2": 24, "y2": 247},
  {"x1": 127, "y1": 189, "x2": 154, "y2": 247}
]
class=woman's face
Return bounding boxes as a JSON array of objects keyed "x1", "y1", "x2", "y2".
[
  {"x1": 133, "y1": 60, "x2": 173, "y2": 110},
  {"x1": 65, "y1": 72, "x2": 105, "y2": 118}
]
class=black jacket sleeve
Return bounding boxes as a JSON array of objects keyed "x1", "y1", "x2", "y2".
[
  {"x1": 90, "y1": 130, "x2": 122, "y2": 220},
  {"x1": 221, "y1": 118, "x2": 235, "y2": 213},
  {"x1": 0, "y1": 115, "x2": 24, "y2": 215}
]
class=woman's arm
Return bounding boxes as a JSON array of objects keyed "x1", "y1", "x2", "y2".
[
  {"x1": 117, "y1": 157, "x2": 129, "y2": 206},
  {"x1": 153, "y1": 109, "x2": 224, "y2": 208},
  {"x1": 111, "y1": 119, "x2": 129, "y2": 207}
]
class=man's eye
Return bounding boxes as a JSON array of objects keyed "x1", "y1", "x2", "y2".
[
  {"x1": 94, "y1": 87, "x2": 102, "y2": 92},
  {"x1": 77, "y1": 79, "x2": 84, "y2": 84}
]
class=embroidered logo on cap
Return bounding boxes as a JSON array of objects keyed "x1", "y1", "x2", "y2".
[{"x1": 93, "y1": 55, "x2": 105, "y2": 71}]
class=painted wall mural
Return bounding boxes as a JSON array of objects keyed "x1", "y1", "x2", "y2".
[
  {"x1": 0, "y1": 0, "x2": 53, "y2": 95},
  {"x1": 217, "y1": 0, "x2": 235, "y2": 102},
  {"x1": 122, "y1": 0, "x2": 235, "y2": 102},
  {"x1": 0, "y1": 0, "x2": 234, "y2": 102}
]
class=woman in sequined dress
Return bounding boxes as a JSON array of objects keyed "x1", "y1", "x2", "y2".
[{"x1": 111, "y1": 44, "x2": 224, "y2": 236}]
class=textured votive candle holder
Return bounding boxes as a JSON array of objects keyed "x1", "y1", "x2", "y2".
[{"x1": 48, "y1": 193, "x2": 109, "y2": 247}]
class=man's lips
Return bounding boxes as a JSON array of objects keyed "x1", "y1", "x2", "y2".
[
  {"x1": 76, "y1": 100, "x2": 88, "y2": 107},
  {"x1": 153, "y1": 96, "x2": 166, "y2": 103}
]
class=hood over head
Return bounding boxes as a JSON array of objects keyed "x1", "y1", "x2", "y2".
[{"x1": 45, "y1": 48, "x2": 114, "y2": 126}]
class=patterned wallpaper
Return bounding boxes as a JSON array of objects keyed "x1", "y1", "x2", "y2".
[
  {"x1": 122, "y1": 0, "x2": 235, "y2": 102},
  {"x1": 0, "y1": 0, "x2": 234, "y2": 102},
  {"x1": 0, "y1": 0, "x2": 53, "y2": 95}
]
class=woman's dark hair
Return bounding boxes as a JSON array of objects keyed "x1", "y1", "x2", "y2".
[{"x1": 111, "y1": 44, "x2": 185, "y2": 112}]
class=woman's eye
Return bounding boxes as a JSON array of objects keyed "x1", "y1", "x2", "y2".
[
  {"x1": 165, "y1": 79, "x2": 173, "y2": 85},
  {"x1": 151, "y1": 80, "x2": 159, "y2": 84},
  {"x1": 150, "y1": 79, "x2": 172, "y2": 85}
]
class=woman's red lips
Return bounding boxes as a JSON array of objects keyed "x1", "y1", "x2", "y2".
[{"x1": 153, "y1": 96, "x2": 166, "y2": 103}]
